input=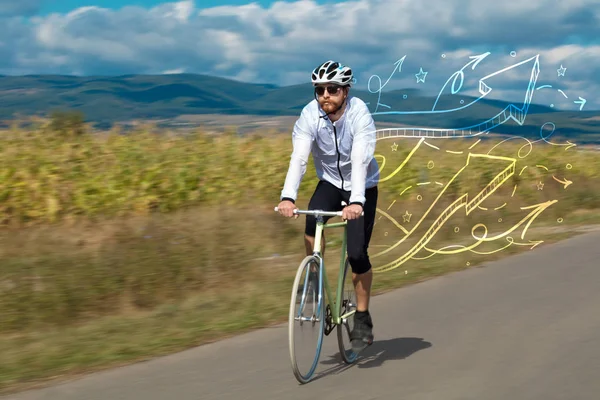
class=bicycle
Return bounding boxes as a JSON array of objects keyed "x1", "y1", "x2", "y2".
[{"x1": 274, "y1": 202, "x2": 363, "y2": 384}]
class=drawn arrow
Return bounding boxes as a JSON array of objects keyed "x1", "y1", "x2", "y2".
[
  {"x1": 372, "y1": 153, "x2": 517, "y2": 272},
  {"x1": 371, "y1": 149, "x2": 558, "y2": 272},
  {"x1": 468, "y1": 200, "x2": 558, "y2": 243},
  {"x1": 552, "y1": 175, "x2": 573, "y2": 188},
  {"x1": 375, "y1": 55, "x2": 540, "y2": 141},
  {"x1": 431, "y1": 52, "x2": 491, "y2": 111},
  {"x1": 574, "y1": 97, "x2": 586, "y2": 111},
  {"x1": 510, "y1": 238, "x2": 544, "y2": 250},
  {"x1": 419, "y1": 237, "x2": 544, "y2": 258},
  {"x1": 371, "y1": 54, "x2": 539, "y2": 122},
  {"x1": 367, "y1": 56, "x2": 407, "y2": 114},
  {"x1": 537, "y1": 121, "x2": 578, "y2": 150}
]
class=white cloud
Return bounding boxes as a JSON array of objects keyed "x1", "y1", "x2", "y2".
[
  {"x1": 0, "y1": 0, "x2": 599, "y2": 108},
  {"x1": 0, "y1": 0, "x2": 41, "y2": 16},
  {"x1": 163, "y1": 68, "x2": 185, "y2": 74}
]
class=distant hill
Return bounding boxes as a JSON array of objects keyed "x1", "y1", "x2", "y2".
[{"x1": 0, "y1": 73, "x2": 598, "y2": 143}]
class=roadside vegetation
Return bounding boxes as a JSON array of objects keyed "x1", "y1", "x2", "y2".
[{"x1": 1, "y1": 112, "x2": 599, "y2": 393}]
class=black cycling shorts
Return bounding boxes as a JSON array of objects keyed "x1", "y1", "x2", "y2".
[{"x1": 304, "y1": 180, "x2": 378, "y2": 275}]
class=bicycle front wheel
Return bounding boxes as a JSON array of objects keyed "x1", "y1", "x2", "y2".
[
  {"x1": 289, "y1": 255, "x2": 325, "y2": 384},
  {"x1": 337, "y1": 258, "x2": 358, "y2": 364}
]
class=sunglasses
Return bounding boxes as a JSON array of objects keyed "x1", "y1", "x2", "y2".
[{"x1": 315, "y1": 85, "x2": 343, "y2": 96}]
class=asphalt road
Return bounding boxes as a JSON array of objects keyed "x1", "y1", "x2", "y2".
[{"x1": 6, "y1": 229, "x2": 600, "y2": 400}]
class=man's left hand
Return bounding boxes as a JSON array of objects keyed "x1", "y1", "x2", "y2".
[{"x1": 342, "y1": 204, "x2": 363, "y2": 220}]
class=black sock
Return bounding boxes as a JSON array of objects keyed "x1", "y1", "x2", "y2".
[{"x1": 355, "y1": 310, "x2": 371, "y2": 323}]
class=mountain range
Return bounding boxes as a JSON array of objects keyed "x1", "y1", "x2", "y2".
[{"x1": 0, "y1": 73, "x2": 598, "y2": 143}]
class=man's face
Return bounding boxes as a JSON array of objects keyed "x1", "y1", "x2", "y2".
[{"x1": 315, "y1": 84, "x2": 347, "y2": 114}]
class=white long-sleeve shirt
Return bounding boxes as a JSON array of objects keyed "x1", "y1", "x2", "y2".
[{"x1": 280, "y1": 96, "x2": 380, "y2": 206}]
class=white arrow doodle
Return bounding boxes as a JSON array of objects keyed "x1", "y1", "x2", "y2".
[
  {"x1": 574, "y1": 97, "x2": 586, "y2": 111},
  {"x1": 371, "y1": 54, "x2": 539, "y2": 117}
]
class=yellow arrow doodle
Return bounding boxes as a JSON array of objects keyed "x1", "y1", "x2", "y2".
[
  {"x1": 565, "y1": 141, "x2": 577, "y2": 151},
  {"x1": 552, "y1": 175, "x2": 573, "y2": 189},
  {"x1": 412, "y1": 200, "x2": 554, "y2": 259},
  {"x1": 414, "y1": 237, "x2": 544, "y2": 260},
  {"x1": 372, "y1": 153, "x2": 517, "y2": 272}
]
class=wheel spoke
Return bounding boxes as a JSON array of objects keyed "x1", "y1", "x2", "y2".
[{"x1": 289, "y1": 256, "x2": 324, "y2": 383}]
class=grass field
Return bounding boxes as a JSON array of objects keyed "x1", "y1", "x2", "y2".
[{"x1": 1, "y1": 120, "x2": 599, "y2": 393}]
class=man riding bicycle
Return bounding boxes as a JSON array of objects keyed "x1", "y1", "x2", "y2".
[{"x1": 277, "y1": 60, "x2": 380, "y2": 353}]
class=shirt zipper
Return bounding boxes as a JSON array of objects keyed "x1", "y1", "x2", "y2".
[{"x1": 332, "y1": 124, "x2": 344, "y2": 189}]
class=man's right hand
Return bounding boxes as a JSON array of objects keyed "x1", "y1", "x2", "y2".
[{"x1": 277, "y1": 200, "x2": 298, "y2": 218}]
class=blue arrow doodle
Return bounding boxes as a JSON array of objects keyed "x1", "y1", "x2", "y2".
[
  {"x1": 374, "y1": 55, "x2": 540, "y2": 140},
  {"x1": 367, "y1": 56, "x2": 406, "y2": 114},
  {"x1": 534, "y1": 85, "x2": 586, "y2": 110},
  {"x1": 431, "y1": 52, "x2": 490, "y2": 111},
  {"x1": 574, "y1": 97, "x2": 586, "y2": 111},
  {"x1": 371, "y1": 54, "x2": 540, "y2": 117}
]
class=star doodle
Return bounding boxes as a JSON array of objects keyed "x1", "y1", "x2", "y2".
[
  {"x1": 402, "y1": 210, "x2": 412, "y2": 223},
  {"x1": 537, "y1": 181, "x2": 544, "y2": 190},
  {"x1": 557, "y1": 64, "x2": 566, "y2": 77},
  {"x1": 391, "y1": 142, "x2": 398, "y2": 151},
  {"x1": 415, "y1": 67, "x2": 428, "y2": 83}
]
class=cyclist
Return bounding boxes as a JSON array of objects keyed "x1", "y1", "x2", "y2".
[{"x1": 277, "y1": 60, "x2": 379, "y2": 353}]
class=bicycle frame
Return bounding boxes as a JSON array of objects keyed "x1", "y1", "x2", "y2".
[
  {"x1": 274, "y1": 204, "x2": 361, "y2": 327},
  {"x1": 311, "y1": 214, "x2": 355, "y2": 326}
]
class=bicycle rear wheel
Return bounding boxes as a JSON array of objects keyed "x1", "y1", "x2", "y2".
[
  {"x1": 337, "y1": 258, "x2": 358, "y2": 364},
  {"x1": 289, "y1": 255, "x2": 325, "y2": 384}
]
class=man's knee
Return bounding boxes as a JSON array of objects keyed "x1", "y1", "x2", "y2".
[{"x1": 347, "y1": 250, "x2": 371, "y2": 275}]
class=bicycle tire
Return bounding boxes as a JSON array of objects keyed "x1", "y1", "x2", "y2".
[
  {"x1": 288, "y1": 255, "x2": 325, "y2": 383},
  {"x1": 337, "y1": 257, "x2": 358, "y2": 364}
]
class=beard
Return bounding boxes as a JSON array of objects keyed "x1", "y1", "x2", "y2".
[{"x1": 320, "y1": 98, "x2": 343, "y2": 114}]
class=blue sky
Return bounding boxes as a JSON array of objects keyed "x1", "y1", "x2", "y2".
[
  {"x1": 0, "y1": 0, "x2": 599, "y2": 109},
  {"x1": 38, "y1": 1, "x2": 174, "y2": 14},
  {"x1": 37, "y1": 0, "x2": 341, "y2": 15}
]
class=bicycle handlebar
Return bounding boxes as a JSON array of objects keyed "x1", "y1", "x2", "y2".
[{"x1": 274, "y1": 204, "x2": 364, "y2": 217}]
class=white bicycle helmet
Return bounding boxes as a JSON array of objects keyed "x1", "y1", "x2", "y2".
[{"x1": 311, "y1": 60, "x2": 353, "y2": 86}]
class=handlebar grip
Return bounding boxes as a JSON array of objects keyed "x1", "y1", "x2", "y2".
[{"x1": 274, "y1": 207, "x2": 298, "y2": 214}]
